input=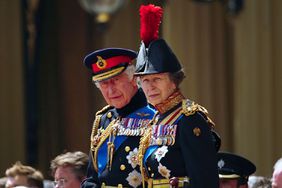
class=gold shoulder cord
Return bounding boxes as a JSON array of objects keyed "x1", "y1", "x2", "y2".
[
  {"x1": 93, "y1": 118, "x2": 118, "y2": 172},
  {"x1": 138, "y1": 112, "x2": 159, "y2": 188},
  {"x1": 90, "y1": 105, "x2": 111, "y2": 172},
  {"x1": 181, "y1": 99, "x2": 215, "y2": 129},
  {"x1": 90, "y1": 114, "x2": 102, "y2": 171}
]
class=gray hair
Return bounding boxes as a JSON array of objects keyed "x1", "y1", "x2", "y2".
[
  {"x1": 94, "y1": 64, "x2": 136, "y2": 88},
  {"x1": 274, "y1": 158, "x2": 282, "y2": 171}
]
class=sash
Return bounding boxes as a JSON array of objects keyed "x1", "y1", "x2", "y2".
[{"x1": 97, "y1": 135, "x2": 126, "y2": 175}]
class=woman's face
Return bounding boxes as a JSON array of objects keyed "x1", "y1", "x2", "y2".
[{"x1": 139, "y1": 73, "x2": 176, "y2": 106}]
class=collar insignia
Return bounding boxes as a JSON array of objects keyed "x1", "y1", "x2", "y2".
[{"x1": 155, "y1": 90, "x2": 184, "y2": 114}]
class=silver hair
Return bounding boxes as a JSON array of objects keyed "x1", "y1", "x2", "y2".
[
  {"x1": 274, "y1": 158, "x2": 282, "y2": 171},
  {"x1": 94, "y1": 64, "x2": 136, "y2": 88}
]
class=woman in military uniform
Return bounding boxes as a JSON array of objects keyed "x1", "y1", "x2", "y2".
[{"x1": 135, "y1": 5, "x2": 219, "y2": 188}]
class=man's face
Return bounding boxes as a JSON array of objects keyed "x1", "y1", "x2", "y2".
[
  {"x1": 97, "y1": 72, "x2": 138, "y2": 109},
  {"x1": 139, "y1": 73, "x2": 176, "y2": 106},
  {"x1": 54, "y1": 166, "x2": 82, "y2": 188},
  {"x1": 219, "y1": 178, "x2": 248, "y2": 188},
  {"x1": 5, "y1": 175, "x2": 28, "y2": 188}
]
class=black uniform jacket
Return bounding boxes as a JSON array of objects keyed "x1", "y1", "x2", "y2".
[
  {"x1": 139, "y1": 90, "x2": 219, "y2": 188},
  {"x1": 81, "y1": 89, "x2": 156, "y2": 188}
]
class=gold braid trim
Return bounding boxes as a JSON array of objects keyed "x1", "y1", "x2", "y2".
[
  {"x1": 93, "y1": 118, "x2": 118, "y2": 172},
  {"x1": 90, "y1": 105, "x2": 112, "y2": 172},
  {"x1": 138, "y1": 112, "x2": 159, "y2": 188},
  {"x1": 181, "y1": 99, "x2": 215, "y2": 129}
]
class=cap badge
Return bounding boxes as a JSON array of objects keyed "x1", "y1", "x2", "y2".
[
  {"x1": 218, "y1": 159, "x2": 225, "y2": 169},
  {"x1": 96, "y1": 56, "x2": 107, "y2": 69}
]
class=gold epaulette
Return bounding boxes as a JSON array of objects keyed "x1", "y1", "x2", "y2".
[
  {"x1": 95, "y1": 105, "x2": 112, "y2": 116},
  {"x1": 182, "y1": 99, "x2": 215, "y2": 128},
  {"x1": 90, "y1": 105, "x2": 112, "y2": 150}
]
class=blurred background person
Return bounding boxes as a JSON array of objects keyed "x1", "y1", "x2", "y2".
[
  {"x1": 0, "y1": 177, "x2": 7, "y2": 188},
  {"x1": 248, "y1": 175, "x2": 271, "y2": 188},
  {"x1": 5, "y1": 161, "x2": 44, "y2": 188},
  {"x1": 217, "y1": 151, "x2": 256, "y2": 188},
  {"x1": 50, "y1": 151, "x2": 88, "y2": 188},
  {"x1": 272, "y1": 158, "x2": 282, "y2": 188}
]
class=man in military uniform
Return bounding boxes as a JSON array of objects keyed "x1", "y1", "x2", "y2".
[
  {"x1": 217, "y1": 151, "x2": 256, "y2": 188},
  {"x1": 81, "y1": 48, "x2": 156, "y2": 188}
]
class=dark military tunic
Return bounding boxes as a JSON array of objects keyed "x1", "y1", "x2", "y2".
[
  {"x1": 139, "y1": 90, "x2": 219, "y2": 188},
  {"x1": 81, "y1": 89, "x2": 156, "y2": 188}
]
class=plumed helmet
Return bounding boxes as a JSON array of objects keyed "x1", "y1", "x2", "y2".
[{"x1": 135, "y1": 4, "x2": 182, "y2": 75}]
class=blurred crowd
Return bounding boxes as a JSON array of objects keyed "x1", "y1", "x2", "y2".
[
  {"x1": 0, "y1": 151, "x2": 88, "y2": 188},
  {"x1": 0, "y1": 152, "x2": 281, "y2": 188}
]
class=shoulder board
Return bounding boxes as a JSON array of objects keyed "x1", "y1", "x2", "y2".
[
  {"x1": 182, "y1": 99, "x2": 215, "y2": 128},
  {"x1": 182, "y1": 99, "x2": 209, "y2": 116},
  {"x1": 181, "y1": 99, "x2": 207, "y2": 116},
  {"x1": 95, "y1": 105, "x2": 113, "y2": 116}
]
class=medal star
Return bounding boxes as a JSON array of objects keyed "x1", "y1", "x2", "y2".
[
  {"x1": 126, "y1": 148, "x2": 139, "y2": 168},
  {"x1": 126, "y1": 170, "x2": 142, "y2": 188},
  {"x1": 154, "y1": 146, "x2": 168, "y2": 162}
]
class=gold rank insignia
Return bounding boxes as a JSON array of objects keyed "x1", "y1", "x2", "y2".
[
  {"x1": 96, "y1": 56, "x2": 107, "y2": 69},
  {"x1": 193, "y1": 127, "x2": 201, "y2": 136}
]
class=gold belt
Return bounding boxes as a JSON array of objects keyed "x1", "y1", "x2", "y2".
[{"x1": 147, "y1": 177, "x2": 189, "y2": 188}]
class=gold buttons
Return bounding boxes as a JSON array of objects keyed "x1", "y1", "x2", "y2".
[
  {"x1": 193, "y1": 127, "x2": 201, "y2": 136},
  {"x1": 125, "y1": 146, "x2": 130, "y2": 152},
  {"x1": 151, "y1": 173, "x2": 154, "y2": 177},
  {"x1": 120, "y1": 164, "x2": 126, "y2": 171},
  {"x1": 107, "y1": 112, "x2": 112, "y2": 118},
  {"x1": 148, "y1": 167, "x2": 151, "y2": 171}
]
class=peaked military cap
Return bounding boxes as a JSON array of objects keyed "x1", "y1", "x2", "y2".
[
  {"x1": 217, "y1": 151, "x2": 256, "y2": 185},
  {"x1": 84, "y1": 48, "x2": 137, "y2": 82},
  {"x1": 135, "y1": 4, "x2": 182, "y2": 75}
]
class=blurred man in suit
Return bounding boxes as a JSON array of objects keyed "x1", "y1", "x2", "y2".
[
  {"x1": 272, "y1": 158, "x2": 282, "y2": 188},
  {"x1": 217, "y1": 152, "x2": 256, "y2": 188}
]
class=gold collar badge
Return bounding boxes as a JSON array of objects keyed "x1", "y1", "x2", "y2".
[{"x1": 96, "y1": 56, "x2": 107, "y2": 69}]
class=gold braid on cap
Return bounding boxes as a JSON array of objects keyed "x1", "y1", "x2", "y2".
[{"x1": 138, "y1": 112, "x2": 159, "y2": 188}]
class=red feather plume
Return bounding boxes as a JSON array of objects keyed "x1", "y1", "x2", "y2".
[{"x1": 139, "y1": 4, "x2": 163, "y2": 47}]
